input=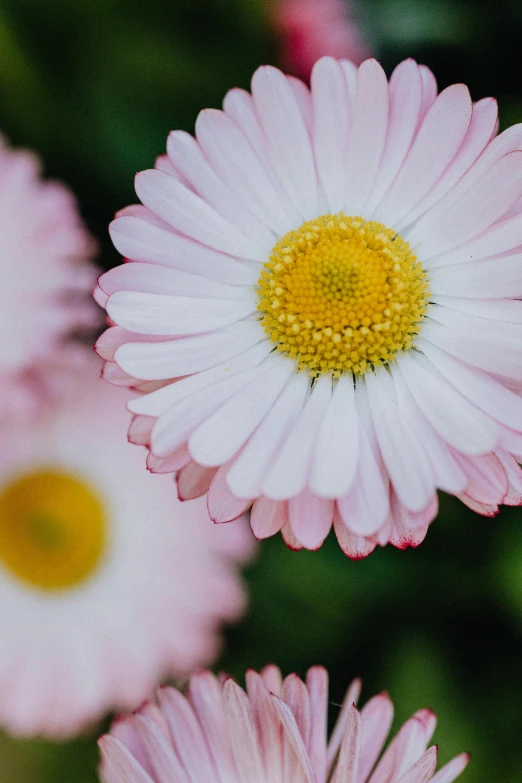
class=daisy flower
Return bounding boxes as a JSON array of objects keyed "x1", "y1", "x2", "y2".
[
  {"x1": 97, "y1": 56, "x2": 522, "y2": 559},
  {"x1": 99, "y1": 665, "x2": 470, "y2": 783},
  {"x1": 273, "y1": 0, "x2": 370, "y2": 81},
  {"x1": 0, "y1": 354, "x2": 253, "y2": 738},
  {"x1": 0, "y1": 137, "x2": 99, "y2": 422}
]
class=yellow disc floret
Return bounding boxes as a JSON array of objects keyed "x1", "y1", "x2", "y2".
[
  {"x1": 257, "y1": 213, "x2": 429, "y2": 376},
  {"x1": 0, "y1": 470, "x2": 107, "y2": 592}
]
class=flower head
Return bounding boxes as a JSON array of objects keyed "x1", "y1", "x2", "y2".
[
  {"x1": 99, "y1": 665, "x2": 469, "y2": 783},
  {"x1": 273, "y1": 0, "x2": 370, "y2": 81},
  {"x1": 0, "y1": 355, "x2": 253, "y2": 738},
  {"x1": 0, "y1": 138, "x2": 99, "y2": 422},
  {"x1": 97, "y1": 56, "x2": 522, "y2": 558}
]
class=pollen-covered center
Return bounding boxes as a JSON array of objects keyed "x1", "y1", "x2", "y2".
[
  {"x1": 0, "y1": 470, "x2": 107, "y2": 592},
  {"x1": 257, "y1": 213, "x2": 430, "y2": 376}
]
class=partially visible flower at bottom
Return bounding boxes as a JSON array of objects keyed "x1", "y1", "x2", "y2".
[{"x1": 99, "y1": 666, "x2": 469, "y2": 783}]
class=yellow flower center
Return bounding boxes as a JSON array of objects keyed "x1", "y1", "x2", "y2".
[
  {"x1": 0, "y1": 470, "x2": 107, "y2": 592},
  {"x1": 257, "y1": 213, "x2": 429, "y2": 376}
]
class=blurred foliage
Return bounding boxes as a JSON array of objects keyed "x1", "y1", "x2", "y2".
[{"x1": 1, "y1": 0, "x2": 522, "y2": 781}]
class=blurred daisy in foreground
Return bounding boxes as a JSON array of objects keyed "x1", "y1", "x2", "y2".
[
  {"x1": 97, "y1": 56, "x2": 522, "y2": 559},
  {"x1": 0, "y1": 138, "x2": 99, "y2": 423},
  {"x1": 99, "y1": 665, "x2": 469, "y2": 783},
  {"x1": 0, "y1": 355, "x2": 253, "y2": 738},
  {"x1": 272, "y1": 0, "x2": 370, "y2": 81}
]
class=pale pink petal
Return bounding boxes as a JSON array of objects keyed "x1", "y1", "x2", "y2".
[
  {"x1": 115, "y1": 321, "x2": 265, "y2": 381},
  {"x1": 289, "y1": 488, "x2": 334, "y2": 549},
  {"x1": 109, "y1": 215, "x2": 255, "y2": 285},
  {"x1": 333, "y1": 513, "x2": 377, "y2": 560},
  {"x1": 195, "y1": 109, "x2": 294, "y2": 234},
  {"x1": 365, "y1": 59, "x2": 422, "y2": 215},
  {"x1": 396, "y1": 351, "x2": 499, "y2": 454},
  {"x1": 334, "y1": 705, "x2": 361, "y2": 783},
  {"x1": 430, "y1": 754, "x2": 470, "y2": 783},
  {"x1": 310, "y1": 374, "x2": 359, "y2": 499},
  {"x1": 395, "y1": 747, "x2": 438, "y2": 783},
  {"x1": 189, "y1": 358, "x2": 293, "y2": 467},
  {"x1": 135, "y1": 170, "x2": 263, "y2": 261},
  {"x1": 262, "y1": 375, "x2": 330, "y2": 500},
  {"x1": 226, "y1": 372, "x2": 309, "y2": 499},
  {"x1": 177, "y1": 461, "x2": 218, "y2": 501},
  {"x1": 250, "y1": 497, "x2": 287, "y2": 539},
  {"x1": 312, "y1": 57, "x2": 350, "y2": 213},
  {"x1": 223, "y1": 679, "x2": 265, "y2": 783},
  {"x1": 357, "y1": 693, "x2": 394, "y2": 783},
  {"x1": 343, "y1": 59, "x2": 389, "y2": 216},
  {"x1": 251, "y1": 65, "x2": 318, "y2": 220},
  {"x1": 378, "y1": 84, "x2": 472, "y2": 227},
  {"x1": 99, "y1": 736, "x2": 156, "y2": 783},
  {"x1": 207, "y1": 466, "x2": 253, "y2": 523}
]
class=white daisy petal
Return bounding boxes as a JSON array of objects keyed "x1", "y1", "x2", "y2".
[
  {"x1": 310, "y1": 375, "x2": 359, "y2": 499},
  {"x1": 251, "y1": 65, "x2": 318, "y2": 220},
  {"x1": 365, "y1": 58, "x2": 422, "y2": 215},
  {"x1": 418, "y1": 339, "x2": 522, "y2": 430},
  {"x1": 390, "y1": 365, "x2": 467, "y2": 495},
  {"x1": 189, "y1": 358, "x2": 294, "y2": 467},
  {"x1": 195, "y1": 109, "x2": 294, "y2": 235},
  {"x1": 166, "y1": 130, "x2": 276, "y2": 248},
  {"x1": 135, "y1": 170, "x2": 264, "y2": 261},
  {"x1": 396, "y1": 351, "x2": 499, "y2": 453},
  {"x1": 365, "y1": 370, "x2": 435, "y2": 512},
  {"x1": 343, "y1": 58, "x2": 389, "y2": 215},
  {"x1": 378, "y1": 84, "x2": 472, "y2": 227},
  {"x1": 99, "y1": 261, "x2": 249, "y2": 301},
  {"x1": 226, "y1": 372, "x2": 309, "y2": 499},
  {"x1": 115, "y1": 321, "x2": 265, "y2": 381},
  {"x1": 151, "y1": 364, "x2": 271, "y2": 458},
  {"x1": 128, "y1": 342, "x2": 273, "y2": 417},
  {"x1": 403, "y1": 96, "x2": 498, "y2": 235},
  {"x1": 405, "y1": 122, "x2": 522, "y2": 254},
  {"x1": 415, "y1": 150, "x2": 522, "y2": 259},
  {"x1": 107, "y1": 291, "x2": 255, "y2": 336},
  {"x1": 262, "y1": 375, "x2": 330, "y2": 500},
  {"x1": 422, "y1": 320, "x2": 522, "y2": 381},
  {"x1": 311, "y1": 57, "x2": 350, "y2": 213},
  {"x1": 429, "y1": 252, "x2": 522, "y2": 298},
  {"x1": 109, "y1": 216, "x2": 256, "y2": 286}
]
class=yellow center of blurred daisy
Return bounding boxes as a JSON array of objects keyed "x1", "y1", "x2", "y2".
[
  {"x1": 257, "y1": 214, "x2": 429, "y2": 376},
  {"x1": 0, "y1": 470, "x2": 107, "y2": 591}
]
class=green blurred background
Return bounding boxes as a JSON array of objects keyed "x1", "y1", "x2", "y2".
[{"x1": 1, "y1": 0, "x2": 522, "y2": 780}]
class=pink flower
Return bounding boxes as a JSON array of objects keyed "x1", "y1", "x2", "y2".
[
  {"x1": 99, "y1": 666, "x2": 469, "y2": 783},
  {"x1": 97, "y1": 57, "x2": 522, "y2": 558},
  {"x1": 273, "y1": 0, "x2": 370, "y2": 81},
  {"x1": 0, "y1": 354, "x2": 254, "y2": 738},
  {"x1": 0, "y1": 138, "x2": 99, "y2": 422}
]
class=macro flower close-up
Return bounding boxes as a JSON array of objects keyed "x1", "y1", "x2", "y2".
[
  {"x1": 98, "y1": 55, "x2": 522, "y2": 558},
  {"x1": 2, "y1": 1, "x2": 522, "y2": 781},
  {"x1": 0, "y1": 137, "x2": 99, "y2": 425},
  {"x1": 99, "y1": 665, "x2": 470, "y2": 783},
  {"x1": 0, "y1": 354, "x2": 252, "y2": 738}
]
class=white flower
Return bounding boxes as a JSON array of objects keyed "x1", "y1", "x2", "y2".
[
  {"x1": 97, "y1": 56, "x2": 522, "y2": 557},
  {"x1": 0, "y1": 355, "x2": 253, "y2": 738}
]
